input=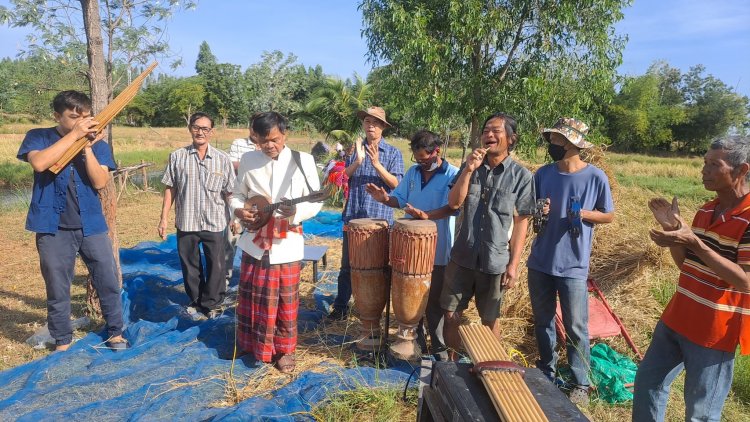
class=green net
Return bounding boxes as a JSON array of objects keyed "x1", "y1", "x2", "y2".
[{"x1": 590, "y1": 342, "x2": 638, "y2": 403}]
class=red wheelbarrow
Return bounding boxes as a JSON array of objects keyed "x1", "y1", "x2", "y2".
[{"x1": 555, "y1": 278, "x2": 643, "y2": 360}]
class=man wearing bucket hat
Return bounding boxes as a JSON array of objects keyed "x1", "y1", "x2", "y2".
[
  {"x1": 327, "y1": 106, "x2": 404, "y2": 320},
  {"x1": 526, "y1": 117, "x2": 614, "y2": 405}
]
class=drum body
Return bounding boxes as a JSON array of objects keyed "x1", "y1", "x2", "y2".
[
  {"x1": 389, "y1": 219, "x2": 437, "y2": 360},
  {"x1": 348, "y1": 218, "x2": 389, "y2": 351}
]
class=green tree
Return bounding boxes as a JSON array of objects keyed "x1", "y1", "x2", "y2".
[
  {"x1": 245, "y1": 51, "x2": 306, "y2": 116},
  {"x1": 605, "y1": 72, "x2": 686, "y2": 151},
  {"x1": 195, "y1": 40, "x2": 217, "y2": 74},
  {"x1": 360, "y1": 0, "x2": 630, "y2": 149},
  {"x1": 674, "y1": 65, "x2": 749, "y2": 151},
  {"x1": 194, "y1": 42, "x2": 247, "y2": 127},
  {"x1": 302, "y1": 75, "x2": 371, "y2": 143},
  {"x1": 169, "y1": 77, "x2": 206, "y2": 124}
]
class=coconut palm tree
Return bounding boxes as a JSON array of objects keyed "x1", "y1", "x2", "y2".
[{"x1": 301, "y1": 75, "x2": 371, "y2": 145}]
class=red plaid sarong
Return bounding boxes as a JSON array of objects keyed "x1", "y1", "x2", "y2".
[
  {"x1": 252, "y1": 216, "x2": 303, "y2": 250},
  {"x1": 237, "y1": 252, "x2": 301, "y2": 362}
]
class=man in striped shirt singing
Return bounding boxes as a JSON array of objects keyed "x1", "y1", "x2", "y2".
[{"x1": 633, "y1": 136, "x2": 750, "y2": 422}]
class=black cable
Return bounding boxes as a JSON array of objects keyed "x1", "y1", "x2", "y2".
[{"x1": 402, "y1": 365, "x2": 432, "y2": 402}]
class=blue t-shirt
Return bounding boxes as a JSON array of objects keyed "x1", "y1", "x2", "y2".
[
  {"x1": 390, "y1": 160, "x2": 460, "y2": 266},
  {"x1": 17, "y1": 127, "x2": 116, "y2": 236},
  {"x1": 527, "y1": 163, "x2": 614, "y2": 279}
]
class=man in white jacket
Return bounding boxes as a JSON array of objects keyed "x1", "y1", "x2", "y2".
[{"x1": 231, "y1": 112, "x2": 321, "y2": 373}]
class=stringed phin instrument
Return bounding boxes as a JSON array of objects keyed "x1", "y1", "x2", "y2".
[{"x1": 243, "y1": 185, "x2": 333, "y2": 231}]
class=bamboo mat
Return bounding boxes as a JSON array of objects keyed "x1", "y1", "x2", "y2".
[{"x1": 459, "y1": 324, "x2": 548, "y2": 422}]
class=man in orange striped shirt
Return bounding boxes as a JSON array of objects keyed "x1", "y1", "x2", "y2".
[{"x1": 633, "y1": 136, "x2": 750, "y2": 421}]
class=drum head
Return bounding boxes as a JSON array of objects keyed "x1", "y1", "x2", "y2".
[
  {"x1": 393, "y1": 218, "x2": 436, "y2": 233},
  {"x1": 349, "y1": 218, "x2": 389, "y2": 230}
]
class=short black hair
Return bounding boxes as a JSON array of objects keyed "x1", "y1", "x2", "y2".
[
  {"x1": 51, "y1": 90, "x2": 92, "y2": 114},
  {"x1": 252, "y1": 112, "x2": 288, "y2": 137},
  {"x1": 482, "y1": 112, "x2": 519, "y2": 151},
  {"x1": 189, "y1": 111, "x2": 214, "y2": 128},
  {"x1": 249, "y1": 112, "x2": 264, "y2": 127},
  {"x1": 409, "y1": 129, "x2": 442, "y2": 152}
]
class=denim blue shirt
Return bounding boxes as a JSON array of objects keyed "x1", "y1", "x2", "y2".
[
  {"x1": 391, "y1": 160, "x2": 459, "y2": 266},
  {"x1": 342, "y1": 138, "x2": 404, "y2": 224},
  {"x1": 450, "y1": 156, "x2": 535, "y2": 275},
  {"x1": 17, "y1": 127, "x2": 116, "y2": 236}
]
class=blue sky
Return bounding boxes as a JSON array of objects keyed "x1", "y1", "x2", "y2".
[{"x1": 1, "y1": 0, "x2": 748, "y2": 96}]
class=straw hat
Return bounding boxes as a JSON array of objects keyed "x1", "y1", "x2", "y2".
[
  {"x1": 356, "y1": 106, "x2": 392, "y2": 127},
  {"x1": 542, "y1": 117, "x2": 593, "y2": 149}
]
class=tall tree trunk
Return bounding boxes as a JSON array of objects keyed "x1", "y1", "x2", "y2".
[{"x1": 81, "y1": 0, "x2": 122, "y2": 317}]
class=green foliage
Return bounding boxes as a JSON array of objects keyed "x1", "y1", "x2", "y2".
[
  {"x1": 301, "y1": 76, "x2": 371, "y2": 142},
  {"x1": 245, "y1": 51, "x2": 307, "y2": 117},
  {"x1": 673, "y1": 65, "x2": 749, "y2": 151},
  {"x1": 0, "y1": 0, "x2": 196, "y2": 74},
  {"x1": 195, "y1": 42, "x2": 246, "y2": 127},
  {"x1": 360, "y1": 0, "x2": 630, "y2": 150},
  {"x1": 168, "y1": 77, "x2": 206, "y2": 123},
  {"x1": 0, "y1": 161, "x2": 32, "y2": 188},
  {"x1": 606, "y1": 71, "x2": 686, "y2": 151},
  {"x1": 734, "y1": 353, "x2": 750, "y2": 404},
  {"x1": 311, "y1": 386, "x2": 418, "y2": 422},
  {"x1": 0, "y1": 56, "x2": 87, "y2": 119},
  {"x1": 607, "y1": 62, "x2": 749, "y2": 152}
]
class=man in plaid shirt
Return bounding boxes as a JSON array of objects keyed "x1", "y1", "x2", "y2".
[
  {"x1": 159, "y1": 112, "x2": 235, "y2": 319},
  {"x1": 327, "y1": 106, "x2": 404, "y2": 320}
]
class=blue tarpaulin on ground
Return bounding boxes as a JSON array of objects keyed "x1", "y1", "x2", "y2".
[{"x1": 0, "y1": 211, "x2": 415, "y2": 420}]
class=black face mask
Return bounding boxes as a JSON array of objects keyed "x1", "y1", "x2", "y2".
[{"x1": 548, "y1": 143, "x2": 567, "y2": 161}]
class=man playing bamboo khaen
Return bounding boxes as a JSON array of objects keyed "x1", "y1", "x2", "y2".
[
  {"x1": 327, "y1": 106, "x2": 404, "y2": 321},
  {"x1": 224, "y1": 113, "x2": 260, "y2": 287},
  {"x1": 17, "y1": 90, "x2": 127, "y2": 352},
  {"x1": 526, "y1": 118, "x2": 615, "y2": 405},
  {"x1": 633, "y1": 136, "x2": 750, "y2": 421},
  {"x1": 158, "y1": 112, "x2": 235, "y2": 320},
  {"x1": 442, "y1": 113, "x2": 535, "y2": 360},
  {"x1": 365, "y1": 129, "x2": 459, "y2": 360},
  {"x1": 231, "y1": 112, "x2": 322, "y2": 373}
]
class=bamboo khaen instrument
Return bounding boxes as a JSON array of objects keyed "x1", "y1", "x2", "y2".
[
  {"x1": 459, "y1": 324, "x2": 549, "y2": 422},
  {"x1": 49, "y1": 62, "x2": 158, "y2": 174}
]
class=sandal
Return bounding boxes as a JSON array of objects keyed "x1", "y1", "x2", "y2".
[{"x1": 273, "y1": 353, "x2": 296, "y2": 373}]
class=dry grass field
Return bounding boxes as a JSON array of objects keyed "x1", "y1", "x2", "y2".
[{"x1": 1, "y1": 123, "x2": 748, "y2": 421}]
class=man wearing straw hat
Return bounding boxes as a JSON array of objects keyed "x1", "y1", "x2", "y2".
[
  {"x1": 442, "y1": 112, "x2": 535, "y2": 360},
  {"x1": 16, "y1": 90, "x2": 127, "y2": 351},
  {"x1": 634, "y1": 136, "x2": 750, "y2": 421},
  {"x1": 526, "y1": 117, "x2": 614, "y2": 405},
  {"x1": 327, "y1": 106, "x2": 404, "y2": 321},
  {"x1": 159, "y1": 112, "x2": 236, "y2": 320}
]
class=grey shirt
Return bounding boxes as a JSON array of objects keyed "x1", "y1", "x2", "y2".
[
  {"x1": 162, "y1": 144, "x2": 235, "y2": 233},
  {"x1": 450, "y1": 155, "x2": 535, "y2": 275}
]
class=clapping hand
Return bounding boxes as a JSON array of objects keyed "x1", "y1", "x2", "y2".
[
  {"x1": 355, "y1": 137, "x2": 365, "y2": 164},
  {"x1": 649, "y1": 197, "x2": 681, "y2": 231},
  {"x1": 366, "y1": 142, "x2": 380, "y2": 165}
]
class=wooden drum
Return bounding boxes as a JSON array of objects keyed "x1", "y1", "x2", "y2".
[
  {"x1": 389, "y1": 219, "x2": 437, "y2": 360},
  {"x1": 348, "y1": 218, "x2": 389, "y2": 351}
]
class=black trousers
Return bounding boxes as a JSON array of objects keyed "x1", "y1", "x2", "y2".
[
  {"x1": 36, "y1": 230, "x2": 124, "y2": 346},
  {"x1": 176, "y1": 230, "x2": 226, "y2": 312}
]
